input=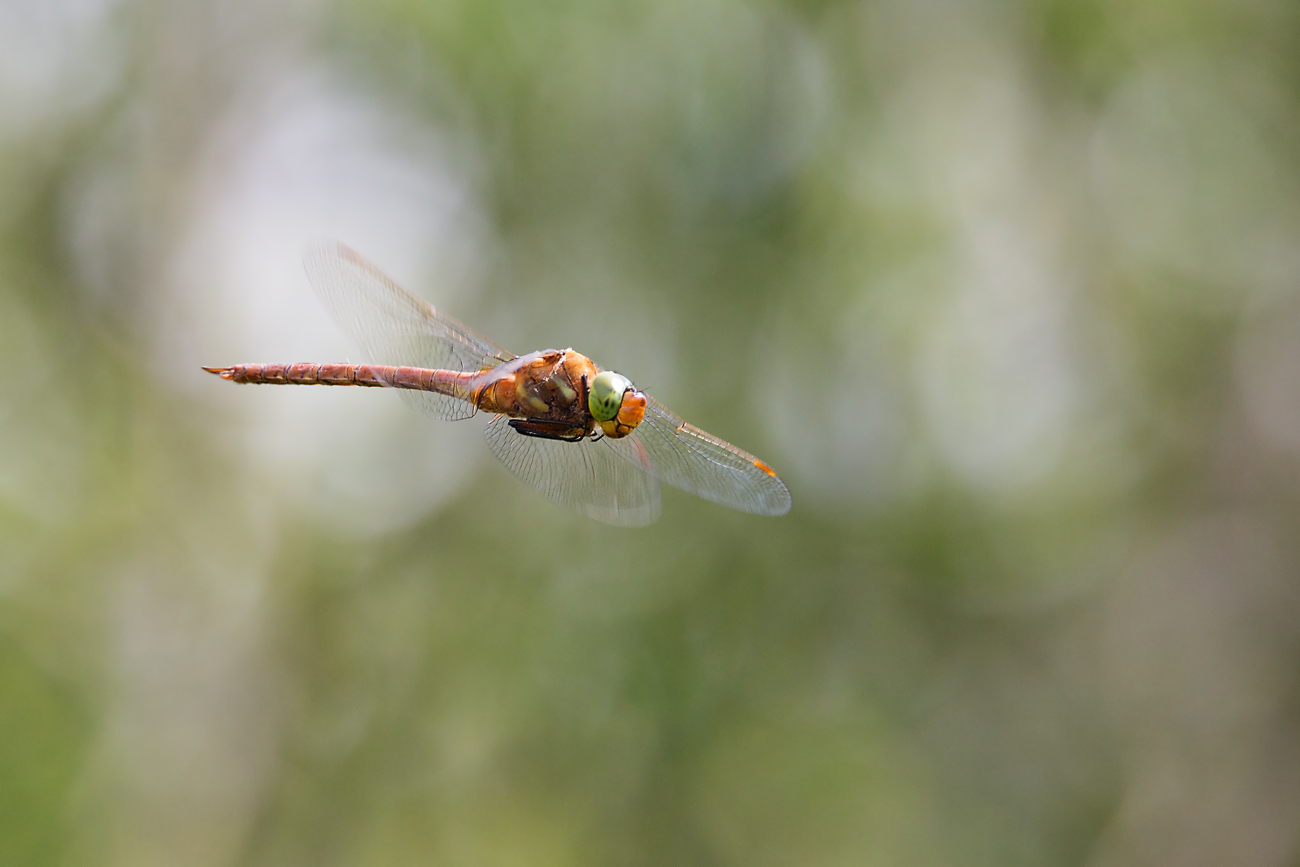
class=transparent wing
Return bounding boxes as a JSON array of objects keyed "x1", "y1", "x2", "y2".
[
  {"x1": 605, "y1": 398, "x2": 791, "y2": 516},
  {"x1": 302, "y1": 242, "x2": 515, "y2": 420},
  {"x1": 483, "y1": 417, "x2": 662, "y2": 527}
]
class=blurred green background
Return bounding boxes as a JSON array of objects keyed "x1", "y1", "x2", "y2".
[{"x1": 3, "y1": 0, "x2": 1300, "y2": 865}]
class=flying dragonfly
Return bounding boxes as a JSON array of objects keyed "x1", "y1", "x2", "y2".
[{"x1": 205, "y1": 243, "x2": 791, "y2": 526}]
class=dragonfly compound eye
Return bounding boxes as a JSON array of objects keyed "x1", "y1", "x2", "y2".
[{"x1": 588, "y1": 370, "x2": 632, "y2": 422}]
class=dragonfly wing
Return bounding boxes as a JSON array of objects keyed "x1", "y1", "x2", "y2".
[
  {"x1": 483, "y1": 417, "x2": 661, "y2": 527},
  {"x1": 606, "y1": 398, "x2": 791, "y2": 516},
  {"x1": 303, "y1": 242, "x2": 515, "y2": 421}
]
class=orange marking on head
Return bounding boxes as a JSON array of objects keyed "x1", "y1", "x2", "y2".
[
  {"x1": 600, "y1": 390, "x2": 648, "y2": 439},
  {"x1": 617, "y1": 391, "x2": 646, "y2": 427},
  {"x1": 753, "y1": 459, "x2": 777, "y2": 477}
]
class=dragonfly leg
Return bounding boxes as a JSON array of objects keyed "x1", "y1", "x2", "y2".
[
  {"x1": 508, "y1": 418, "x2": 587, "y2": 443},
  {"x1": 578, "y1": 375, "x2": 603, "y2": 442}
]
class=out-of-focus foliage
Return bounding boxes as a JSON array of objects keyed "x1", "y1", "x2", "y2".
[{"x1": 2, "y1": 0, "x2": 1300, "y2": 865}]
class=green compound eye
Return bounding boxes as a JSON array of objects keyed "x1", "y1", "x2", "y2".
[{"x1": 588, "y1": 370, "x2": 632, "y2": 422}]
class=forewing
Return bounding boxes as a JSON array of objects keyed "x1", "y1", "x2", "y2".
[
  {"x1": 483, "y1": 417, "x2": 661, "y2": 526},
  {"x1": 607, "y1": 398, "x2": 791, "y2": 516},
  {"x1": 302, "y1": 242, "x2": 514, "y2": 420}
]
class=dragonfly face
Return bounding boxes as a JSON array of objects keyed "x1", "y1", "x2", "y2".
[
  {"x1": 588, "y1": 370, "x2": 647, "y2": 439},
  {"x1": 204, "y1": 242, "x2": 791, "y2": 526}
]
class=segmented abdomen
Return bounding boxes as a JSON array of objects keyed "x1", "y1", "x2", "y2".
[{"x1": 205, "y1": 363, "x2": 477, "y2": 401}]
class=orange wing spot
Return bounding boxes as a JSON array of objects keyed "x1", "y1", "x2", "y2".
[{"x1": 753, "y1": 459, "x2": 778, "y2": 477}]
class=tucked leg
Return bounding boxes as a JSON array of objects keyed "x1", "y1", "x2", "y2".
[{"x1": 508, "y1": 418, "x2": 588, "y2": 442}]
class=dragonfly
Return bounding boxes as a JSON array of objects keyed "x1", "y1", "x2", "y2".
[{"x1": 205, "y1": 243, "x2": 791, "y2": 526}]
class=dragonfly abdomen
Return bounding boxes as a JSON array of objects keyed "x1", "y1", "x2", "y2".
[{"x1": 203, "y1": 363, "x2": 477, "y2": 400}]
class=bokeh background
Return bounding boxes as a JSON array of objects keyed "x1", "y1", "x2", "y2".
[{"x1": 3, "y1": 0, "x2": 1300, "y2": 865}]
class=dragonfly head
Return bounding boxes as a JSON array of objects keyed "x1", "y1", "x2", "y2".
[{"x1": 589, "y1": 370, "x2": 646, "y2": 439}]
